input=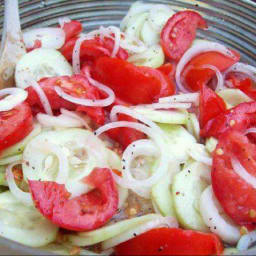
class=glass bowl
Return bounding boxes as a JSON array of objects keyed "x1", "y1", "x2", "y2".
[{"x1": 0, "y1": 0, "x2": 255, "y2": 254}]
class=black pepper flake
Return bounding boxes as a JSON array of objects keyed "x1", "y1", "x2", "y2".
[
  {"x1": 93, "y1": 131, "x2": 96, "y2": 135},
  {"x1": 158, "y1": 246, "x2": 164, "y2": 252},
  {"x1": 133, "y1": 233, "x2": 137, "y2": 237},
  {"x1": 214, "y1": 226, "x2": 217, "y2": 229},
  {"x1": 188, "y1": 170, "x2": 191, "y2": 173},
  {"x1": 32, "y1": 166, "x2": 35, "y2": 170},
  {"x1": 122, "y1": 166, "x2": 125, "y2": 170},
  {"x1": 195, "y1": 4, "x2": 199, "y2": 7}
]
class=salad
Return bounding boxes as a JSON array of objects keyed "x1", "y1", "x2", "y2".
[{"x1": 0, "y1": 0, "x2": 256, "y2": 255}]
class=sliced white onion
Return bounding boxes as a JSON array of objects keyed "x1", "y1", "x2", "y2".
[
  {"x1": 231, "y1": 158, "x2": 256, "y2": 189},
  {"x1": 120, "y1": 33, "x2": 147, "y2": 54},
  {"x1": 36, "y1": 113, "x2": 84, "y2": 128},
  {"x1": 0, "y1": 88, "x2": 27, "y2": 111},
  {"x1": 6, "y1": 161, "x2": 33, "y2": 206},
  {"x1": 245, "y1": 128, "x2": 256, "y2": 135},
  {"x1": 58, "y1": 17, "x2": 71, "y2": 29},
  {"x1": 0, "y1": 154, "x2": 22, "y2": 165},
  {"x1": 32, "y1": 141, "x2": 69, "y2": 184},
  {"x1": 187, "y1": 144, "x2": 212, "y2": 166},
  {"x1": 135, "y1": 102, "x2": 192, "y2": 110},
  {"x1": 72, "y1": 35, "x2": 87, "y2": 74},
  {"x1": 159, "y1": 92, "x2": 199, "y2": 105},
  {"x1": 237, "y1": 231, "x2": 256, "y2": 251},
  {"x1": 200, "y1": 64, "x2": 225, "y2": 91},
  {"x1": 224, "y1": 62, "x2": 256, "y2": 83},
  {"x1": 200, "y1": 186, "x2": 240, "y2": 244},
  {"x1": 102, "y1": 216, "x2": 178, "y2": 250},
  {"x1": 176, "y1": 42, "x2": 235, "y2": 93},
  {"x1": 26, "y1": 77, "x2": 53, "y2": 115},
  {"x1": 60, "y1": 108, "x2": 91, "y2": 130},
  {"x1": 107, "y1": 26, "x2": 121, "y2": 57},
  {"x1": 23, "y1": 28, "x2": 65, "y2": 50},
  {"x1": 83, "y1": 67, "x2": 115, "y2": 106}
]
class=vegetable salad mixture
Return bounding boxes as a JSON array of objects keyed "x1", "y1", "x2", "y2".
[{"x1": 0, "y1": 1, "x2": 256, "y2": 255}]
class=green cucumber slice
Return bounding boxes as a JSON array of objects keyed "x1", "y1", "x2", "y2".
[
  {"x1": 0, "y1": 191, "x2": 58, "y2": 247},
  {"x1": 0, "y1": 124, "x2": 41, "y2": 159},
  {"x1": 68, "y1": 214, "x2": 159, "y2": 246},
  {"x1": 159, "y1": 123, "x2": 197, "y2": 163},
  {"x1": 172, "y1": 162, "x2": 210, "y2": 231},
  {"x1": 133, "y1": 108, "x2": 188, "y2": 124},
  {"x1": 0, "y1": 165, "x2": 7, "y2": 186}
]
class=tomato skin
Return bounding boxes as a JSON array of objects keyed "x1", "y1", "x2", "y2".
[
  {"x1": 60, "y1": 37, "x2": 128, "y2": 62},
  {"x1": 201, "y1": 102, "x2": 256, "y2": 138},
  {"x1": 92, "y1": 57, "x2": 175, "y2": 105},
  {"x1": 29, "y1": 168, "x2": 118, "y2": 231},
  {"x1": 62, "y1": 20, "x2": 83, "y2": 42},
  {"x1": 115, "y1": 228, "x2": 223, "y2": 256},
  {"x1": 0, "y1": 102, "x2": 33, "y2": 153},
  {"x1": 160, "y1": 11, "x2": 207, "y2": 60},
  {"x1": 26, "y1": 75, "x2": 105, "y2": 125},
  {"x1": 182, "y1": 50, "x2": 240, "y2": 91},
  {"x1": 212, "y1": 131, "x2": 256, "y2": 229},
  {"x1": 157, "y1": 62, "x2": 176, "y2": 78},
  {"x1": 199, "y1": 84, "x2": 226, "y2": 128}
]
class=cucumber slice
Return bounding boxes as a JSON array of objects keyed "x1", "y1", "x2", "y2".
[
  {"x1": 0, "y1": 191, "x2": 58, "y2": 247},
  {"x1": 159, "y1": 123, "x2": 197, "y2": 163},
  {"x1": 134, "y1": 108, "x2": 188, "y2": 124},
  {"x1": 125, "y1": 13, "x2": 148, "y2": 39},
  {"x1": 186, "y1": 113, "x2": 200, "y2": 141},
  {"x1": 205, "y1": 137, "x2": 218, "y2": 153},
  {"x1": 151, "y1": 161, "x2": 180, "y2": 217},
  {"x1": 218, "y1": 88, "x2": 252, "y2": 109},
  {"x1": 15, "y1": 48, "x2": 73, "y2": 89},
  {"x1": 0, "y1": 123, "x2": 41, "y2": 158},
  {"x1": 172, "y1": 162, "x2": 210, "y2": 231},
  {"x1": 68, "y1": 214, "x2": 159, "y2": 246},
  {"x1": 128, "y1": 45, "x2": 164, "y2": 68},
  {"x1": 223, "y1": 248, "x2": 239, "y2": 255}
]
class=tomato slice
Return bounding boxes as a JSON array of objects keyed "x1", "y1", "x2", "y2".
[
  {"x1": 201, "y1": 102, "x2": 256, "y2": 139},
  {"x1": 160, "y1": 11, "x2": 207, "y2": 60},
  {"x1": 29, "y1": 168, "x2": 118, "y2": 231},
  {"x1": 115, "y1": 227, "x2": 223, "y2": 255},
  {"x1": 212, "y1": 131, "x2": 256, "y2": 229},
  {"x1": 182, "y1": 50, "x2": 240, "y2": 91},
  {"x1": 61, "y1": 20, "x2": 83, "y2": 42},
  {"x1": 0, "y1": 102, "x2": 33, "y2": 153},
  {"x1": 157, "y1": 63, "x2": 176, "y2": 78},
  {"x1": 199, "y1": 84, "x2": 226, "y2": 128},
  {"x1": 26, "y1": 74, "x2": 105, "y2": 125},
  {"x1": 60, "y1": 36, "x2": 128, "y2": 63},
  {"x1": 92, "y1": 57, "x2": 175, "y2": 105}
]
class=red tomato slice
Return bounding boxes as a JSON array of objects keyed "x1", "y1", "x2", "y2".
[
  {"x1": 92, "y1": 57, "x2": 175, "y2": 105},
  {"x1": 61, "y1": 20, "x2": 83, "y2": 42},
  {"x1": 160, "y1": 11, "x2": 207, "y2": 60},
  {"x1": 199, "y1": 84, "x2": 226, "y2": 128},
  {"x1": 201, "y1": 101, "x2": 256, "y2": 139},
  {"x1": 60, "y1": 36, "x2": 128, "y2": 62},
  {"x1": 29, "y1": 168, "x2": 118, "y2": 231},
  {"x1": 26, "y1": 74, "x2": 105, "y2": 125},
  {"x1": 115, "y1": 228, "x2": 223, "y2": 256},
  {"x1": 0, "y1": 102, "x2": 33, "y2": 153},
  {"x1": 182, "y1": 50, "x2": 240, "y2": 91},
  {"x1": 157, "y1": 62, "x2": 176, "y2": 78},
  {"x1": 212, "y1": 131, "x2": 256, "y2": 229}
]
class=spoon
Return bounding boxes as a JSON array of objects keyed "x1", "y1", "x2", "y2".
[{"x1": 0, "y1": 0, "x2": 26, "y2": 89}]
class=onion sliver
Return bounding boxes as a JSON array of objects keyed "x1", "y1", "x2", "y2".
[
  {"x1": 237, "y1": 231, "x2": 256, "y2": 251},
  {"x1": 23, "y1": 28, "x2": 65, "y2": 50},
  {"x1": 72, "y1": 35, "x2": 87, "y2": 74},
  {"x1": 31, "y1": 141, "x2": 69, "y2": 184},
  {"x1": 28, "y1": 78, "x2": 53, "y2": 115},
  {"x1": 0, "y1": 88, "x2": 27, "y2": 111},
  {"x1": 159, "y1": 92, "x2": 199, "y2": 105},
  {"x1": 231, "y1": 158, "x2": 256, "y2": 189},
  {"x1": 60, "y1": 108, "x2": 91, "y2": 130},
  {"x1": 224, "y1": 62, "x2": 256, "y2": 83},
  {"x1": 187, "y1": 144, "x2": 212, "y2": 166},
  {"x1": 6, "y1": 161, "x2": 33, "y2": 206},
  {"x1": 201, "y1": 64, "x2": 225, "y2": 91},
  {"x1": 245, "y1": 128, "x2": 256, "y2": 135},
  {"x1": 199, "y1": 186, "x2": 240, "y2": 244},
  {"x1": 102, "y1": 216, "x2": 178, "y2": 250},
  {"x1": 58, "y1": 17, "x2": 71, "y2": 29},
  {"x1": 96, "y1": 120, "x2": 169, "y2": 188},
  {"x1": 37, "y1": 113, "x2": 83, "y2": 128},
  {"x1": 175, "y1": 42, "x2": 235, "y2": 93}
]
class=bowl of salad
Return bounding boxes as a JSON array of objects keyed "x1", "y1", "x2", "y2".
[{"x1": 0, "y1": 0, "x2": 255, "y2": 255}]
